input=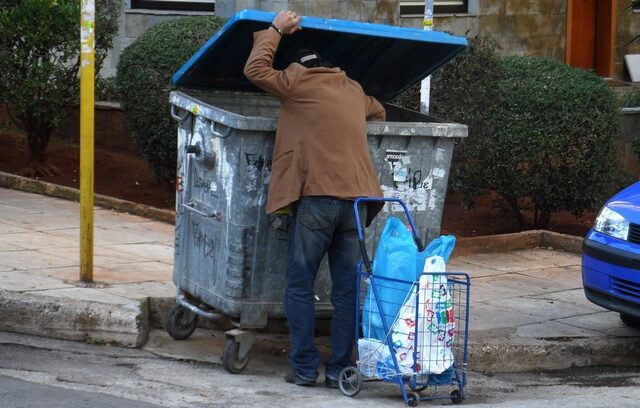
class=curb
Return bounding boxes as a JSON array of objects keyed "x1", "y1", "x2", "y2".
[
  {"x1": 0, "y1": 290, "x2": 149, "y2": 348},
  {"x1": 455, "y1": 230, "x2": 583, "y2": 256},
  {"x1": 0, "y1": 171, "x2": 175, "y2": 224},
  {"x1": 468, "y1": 337, "x2": 640, "y2": 373}
]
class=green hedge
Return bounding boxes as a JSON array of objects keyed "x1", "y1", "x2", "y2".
[
  {"x1": 475, "y1": 56, "x2": 620, "y2": 227},
  {"x1": 399, "y1": 41, "x2": 621, "y2": 228},
  {"x1": 116, "y1": 16, "x2": 226, "y2": 184},
  {"x1": 0, "y1": 0, "x2": 121, "y2": 173}
]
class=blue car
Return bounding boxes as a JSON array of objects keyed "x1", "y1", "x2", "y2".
[{"x1": 582, "y1": 181, "x2": 640, "y2": 327}]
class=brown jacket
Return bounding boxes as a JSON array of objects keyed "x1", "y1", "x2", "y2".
[{"x1": 244, "y1": 29, "x2": 386, "y2": 225}]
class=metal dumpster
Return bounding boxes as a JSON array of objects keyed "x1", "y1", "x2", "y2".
[{"x1": 166, "y1": 9, "x2": 467, "y2": 373}]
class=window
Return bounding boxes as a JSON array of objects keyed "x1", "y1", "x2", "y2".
[
  {"x1": 130, "y1": 0, "x2": 214, "y2": 12},
  {"x1": 400, "y1": 1, "x2": 468, "y2": 17}
]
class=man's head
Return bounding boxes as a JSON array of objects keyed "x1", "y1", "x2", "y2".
[{"x1": 296, "y1": 48, "x2": 332, "y2": 68}]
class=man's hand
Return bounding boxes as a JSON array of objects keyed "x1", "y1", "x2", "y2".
[{"x1": 272, "y1": 10, "x2": 302, "y2": 35}]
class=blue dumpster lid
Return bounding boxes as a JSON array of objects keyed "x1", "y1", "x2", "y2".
[{"x1": 172, "y1": 9, "x2": 467, "y2": 102}]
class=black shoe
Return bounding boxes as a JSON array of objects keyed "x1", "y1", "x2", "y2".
[
  {"x1": 325, "y1": 375, "x2": 339, "y2": 389},
  {"x1": 284, "y1": 368, "x2": 316, "y2": 386}
]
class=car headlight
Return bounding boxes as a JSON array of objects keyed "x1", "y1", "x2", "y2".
[{"x1": 594, "y1": 206, "x2": 629, "y2": 240}]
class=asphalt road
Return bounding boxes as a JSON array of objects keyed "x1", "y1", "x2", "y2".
[
  {"x1": 0, "y1": 375, "x2": 162, "y2": 408},
  {"x1": 1, "y1": 331, "x2": 639, "y2": 408}
]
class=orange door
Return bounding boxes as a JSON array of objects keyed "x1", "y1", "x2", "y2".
[
  {"x1": 566, "y1": 0, "x2": 616, "y2": 77},
  {"x1": 568, "y1": 0, "x2": 596, "y2": 69}
]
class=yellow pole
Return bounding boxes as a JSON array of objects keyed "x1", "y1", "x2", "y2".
[{"x1": 80, "y1": 0, "x2": 95, "y2": 282}]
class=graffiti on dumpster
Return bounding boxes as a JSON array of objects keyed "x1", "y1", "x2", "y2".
[
  {"x1": 244, "y1": 152, "x2": 272, "y2": 192},
  {"x1": 268, "y1": 214, "x2": 290, "y2": 241},
  {"x1": 382, "y1": 149, "x2": 445, "y2": 213},
  {"x1": 191, "y1": 221, "x2": 217, "y2": 259}
]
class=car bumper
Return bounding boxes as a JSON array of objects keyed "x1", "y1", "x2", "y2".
[{"x1": 581, "y1": 231, "x2": 640, "y2": 318}]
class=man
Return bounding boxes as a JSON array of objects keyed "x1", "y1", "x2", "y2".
[{"x1": 244, "y1": 10, "x2": 386, "y2": 387}]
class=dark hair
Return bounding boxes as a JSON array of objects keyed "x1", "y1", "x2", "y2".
[{"x1": 296, "y1": 48, "x2": 332, "y2": 68}]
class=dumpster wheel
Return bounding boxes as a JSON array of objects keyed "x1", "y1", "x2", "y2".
[
  {"x1": 222, "y1": 337, "x2": 251, "y2": 374},
  {"x1": 165, "y1": 304, "x2": 198, "y2": 340}
]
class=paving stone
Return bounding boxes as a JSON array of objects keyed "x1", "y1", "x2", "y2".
[
  {"x1": 517, "y1": 266, "x2": 583, "y2": 290},
  {"x1": 510, "y1": 248, "x2": 581, "y2": 267},
  {"x1": 94, "y1": 209, "x2": 161, "y2": 225},
  {"x1": 92, "y1": 261, "x2": 172, "y2": 282},
  {"x1": 0, "y1": 221, "x2": 30, "y2": 234},
  {"x1": 27, "y1": 287, "x2": 133, "y2": 305},
  {"x1": 0, "y1": 231, "x2": 77, "y2": 250},
  {"x1": 104, "y1": 243, "x2": 175, "y2": 264},
  {"x1": 448, "y1": 258, "x2": 510, "y2": 278},
  {"x1": 0, "y1": 249, "x2": 78, "y2": 270},
  {"x1": 455, "y1": 252, "x2": 557, "y2": 272},
  {"x1": 104, "y1": 281, "x2": 175, "y2": 300},
  {"x1": 0, "y1": 270, "x2": 73, "y2": 292},
  {"x1": 0, "y1": 210, "x2": 81, "y2": 231},
  {"x1": 515, "y1": 320, "x2": 602, "y2": 338},
  {"x1": 485, "y1": 295, "x2": 595, "y2": 321},
  {"x1": 471, "y1": 272, "x2": 562, "y2": 302},
  {"x1": 469, "y1": 302, "x2": 545, "y2": 331},
  {"x1": 38, "y1": 246, "x2": 142, "y2": 265},
  {"x1": 50, "y1": 225, "x2": 165, "y2": 245},
  {"x1": 555, "y1": 312, "x2": 640, "y2": 336},
  {"x1": 0, "y1": 196, "x2": 78, "y2": 214},
  {"x1": 530, "y1": 288, "x2": 606, "y2": 313}
]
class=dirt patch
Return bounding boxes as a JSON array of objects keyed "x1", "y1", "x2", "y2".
[
  {"x1": 0, "y1": 130, "x2": 594, "y2": 237},
  {"x1": 0, "y1": 130, "x2": 175, "y2": 210}
]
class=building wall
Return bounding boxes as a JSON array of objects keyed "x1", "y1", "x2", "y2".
[
  {"x1": 400, "y1": 0, "x2": 567, "y2": 62},
  {"x1": 101, "y1": 0, "x2": 400, "y2": 77},
  {"x1": 616, "y1": 3, "x2": 640, "y2": 79},
  {"x1": 102, "y1": 0, "x2": 640, "y2": 81}
]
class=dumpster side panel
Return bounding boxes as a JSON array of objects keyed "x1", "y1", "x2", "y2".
[{"x1": 171, "y1": 91, "x2": 464, "y2": 329}]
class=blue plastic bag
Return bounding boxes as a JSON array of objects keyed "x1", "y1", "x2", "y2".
[
  {"x1": 362, "y1": 217, "x2": 457, "y2": 341},
  {"x1": 363, "y1": 217, "x2": 417, "y2": 340},
  {"x1": 416, "y1": 234, "x2": 456, "y2": 274}
]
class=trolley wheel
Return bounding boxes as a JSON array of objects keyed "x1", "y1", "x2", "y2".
[
  {"x1": 450, "y1": 390, "x2": 464, "y2": 404},
  {"x1": 222, "y1": 337, "x2": 250, "y2": 374},
  {"x1": 165, "y1": 304, "x2": 198, "y2": 340},
  {"x1": 407, "y1": 391, "x2": 420, "y2": 407},
  {"x1": 338, "y1": 366, "x2": 363, "y2": 397}
]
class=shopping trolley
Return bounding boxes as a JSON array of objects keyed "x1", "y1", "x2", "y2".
[{"x1": 338, "y1": 197, "x2": 470, "y2": 406}]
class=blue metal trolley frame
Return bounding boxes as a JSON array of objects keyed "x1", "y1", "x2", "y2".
[{"x1": 338, "y1": 197, "x2": 470, "y2": 406}]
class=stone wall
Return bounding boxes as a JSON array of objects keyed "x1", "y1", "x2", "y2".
[
  {"x1": 101, "y1": 0, "x2": 639, "y2": 82},
  {"x1": 616, "y1": 4, "x2": 640, "y2": 80},
  {"x1": 401, "y1": 0, "x2": 566, "y2": 61}
]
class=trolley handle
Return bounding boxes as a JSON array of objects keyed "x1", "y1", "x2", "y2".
[{"x1": 353, "y1": 197, "x2": 424, "y2": 275}]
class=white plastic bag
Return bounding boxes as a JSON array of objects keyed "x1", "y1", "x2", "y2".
[{"x1": 390, "y1": 256, "x2": 455, "y2": 375}]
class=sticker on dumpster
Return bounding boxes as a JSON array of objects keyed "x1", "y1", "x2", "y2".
[
  {"x1": 386, "y1": 150, "x2": 410, "y2": 183},
  {"x1": 381, "y1": 184, "x2": 429, "y2": 213},
  {"x1": 385, "y1": 150, "x2": 407, "y2": 162},
  {"x1": 394, "y1": 167, "x2": 408, "y2": 182}
]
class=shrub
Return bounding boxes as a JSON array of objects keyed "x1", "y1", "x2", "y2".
[
  {"x1": 0, "y1": 0, "x2": 122, "y2": 176},
  {"x1": 473, "y1": 56, "x2": 620, "y2": 227},
  {"x1": 432, "y1": 37, "x2": 505, "y2": 200},
  {"x1": 96, "y1": 76, "x2": 120, "y2": 102},
  {"x1": 116, "y1": 16, "x2": 226, "y2": 184},
  {"x1": 619, "y1": 87, "x2": 640, "y2": 108}
]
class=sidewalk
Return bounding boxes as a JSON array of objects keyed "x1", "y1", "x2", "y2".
[{"x1": 1, "y1": 187, "x2": 639, "y2": 373}]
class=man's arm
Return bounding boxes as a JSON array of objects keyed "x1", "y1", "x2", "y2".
[
  {"x1": 243, "y1": 10, "x2": 302, "y2": 99},
  {"x1": 365, "y1": 96, "x2": 386, "y2": 121}
]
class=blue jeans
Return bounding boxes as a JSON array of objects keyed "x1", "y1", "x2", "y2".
[{"x1": 285, "y1": 196, "x2": 366, "y2": 381}]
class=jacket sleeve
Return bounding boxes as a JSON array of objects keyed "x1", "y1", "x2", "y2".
[
  {"x1": 243, "y1": 29, "x2": 299, "y2": 100},
  {"x1": 365, "y1": 96, "x2": 386, "y2": 121}
]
